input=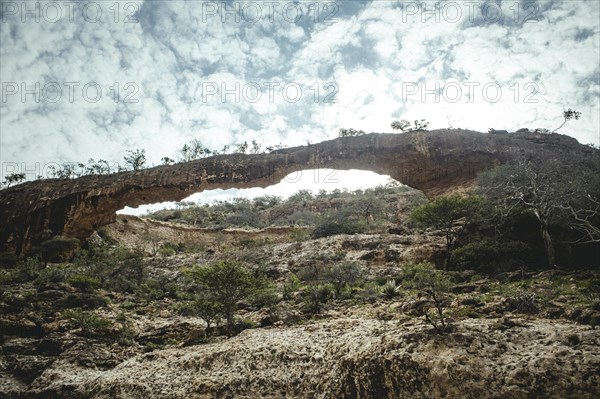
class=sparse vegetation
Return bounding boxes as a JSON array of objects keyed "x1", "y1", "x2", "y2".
[
  {"x1": 338, "y1": 128, "x2": 366, "y2": 137},
  {"x1": 2, "y1": 172, "x2": 26, "y2": 188}
]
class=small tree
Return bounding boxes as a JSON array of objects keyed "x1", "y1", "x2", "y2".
[
  {"x1": 186, "y1": 261, "x2": 266, "y2": 335},
  {"x1": 250, "y1": 139, "x2": 262, "y2": 154},
  {"x1": 161, "y1": 157, "x2": 175, "y2": 165},
  {"x1": 64, "y1": 310, "x2": 112, "y2": 338},
  {"x1": 413, "y1": 119, "x2": 429, "y2": 131},
  {"x1": 411, "y1": 266, "x2": 451, "y2": 334},
  {"x1": 411, "y1": 195, "x2": 484, "y2": 269},
  {"x1": 391, "y1": 120, "x2": 411, "y2": 132},
  {"x1": 235, "y1": 141, "x2": 249, "y2": 154},
  {"x1": 553, "y1": 108, "x2": 581, "y2": 133},
  {"x1": 391, "y1": 119, "x2": 429, "y2": 133},
  {"x1": 124, "y1": 149, "x2": 146, "y2": 171}
]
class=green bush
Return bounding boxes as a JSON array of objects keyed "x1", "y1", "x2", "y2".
[
  {"x1": 185, "y1": 260, "x2": 273, "y2": 335},
  {"x1": 158, "y1": 243, "x2": 177, "y2": 257},
  {"x1": 11, "y1": 257, "x2": 43, "y2": 283},
  {"x1": 250, "y1": 283, "x2": 279, "y2": 309},
  {"x1": 67, "y1": 274, "x2": 101, "y2": 292},
  {"x1": 399, "y1": 262, "x2": 434, "y2": 283},
  {"x1": 508, "y1": 290, "x2": 538, "y2": 313},
  {"x1": 282, "y1": 274, "x2": 302, "y2": 300},
  {"x1": 63, "y1": 309, "x2": 112, "y2": 337},
  {"x1": 360, "y1": 281, "x2": 381, "y2": 303},
  {"x1": 40, "y1": 236, "x2": 80, "y2": 263},
  {"x1": 34, "y1": 266, "x2": 67, "y2": 286},
  {"x1": 0, "y1": 270, "x2": 18, "y2": 285},
  {"x1": 136, "y1": 278, "x2": 179, "y2": 300},
  {"x1": 312, "y1": 219, "x2": 367, "y2": 238},
  {"x1": 326, "y1": 262, "x2": 364, "y2": 297},
  {"x1": 233, "y1": 318, "x2": 257, "y2": 334}
]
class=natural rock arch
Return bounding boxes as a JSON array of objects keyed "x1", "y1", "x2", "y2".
[{"x1": 0, "y1": 129, "x2": 592, "y2": 255}]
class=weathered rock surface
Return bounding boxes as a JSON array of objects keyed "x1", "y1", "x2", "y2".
[
  {"x1": 8, "y1": 317, "x2": 599, "y2": 399},
  {"x1": 99, "y1": 214, "x2": 446, "y2": 281},
  {"x1": 1, "y1": 130, "x2": 594, "y2": 254}
]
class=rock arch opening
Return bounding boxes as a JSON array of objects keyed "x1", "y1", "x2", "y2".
[
  {"x1": 2, "y1": 130, "x2": 579, "y2": 255},
  {"x1": 117, "y1": 169, "x2": 399, "y2": 216}
]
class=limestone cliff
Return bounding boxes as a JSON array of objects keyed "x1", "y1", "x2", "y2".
[{"x1": 0, "y1": 130, "x2": 593, "y2": 254}]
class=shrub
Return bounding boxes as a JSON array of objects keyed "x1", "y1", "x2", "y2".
[
  {"x1": 40, "y1": 236, "x2": 80, "y2": 263},
  {"x1": 182, "y1": 294, "x2": 222, "y2": 330},
  {"x1": 312, "y1": 219, "x2": 367, "y2": 238},
  {"x1": 0, "y1": 270, "x2": 18, "y2": 285},
  {"x1": 327, "y1": 262, "x2": 364, "y2": 297},
  {"x1": 288, "y1": 229, "x2": 311, "y2": 242},
  {"x1": 67, "y1": 274, "x2": 101, "y2": 292},
  {"x1": 302, "y1": 283, "x2": 334, "y2": 314},
  {"x1": 399, "y1": 262, "x2": 433, "y2": 283},
  {"x1": 34, "y1": 266, "x2": 67, "y2": 287},
  {"x1": 63, "y1": 309, "x2": 112, "y2": 338},
  {"x1": 13, "y1": 256, "x2": 43, "y2": 282},
  {"x1": 250, "y1": 283, "x2": 279, "y2": 309},
  {"x1": 232, "y1": 318, "x2": 257, "y2": 334},
  {"x1": 508, "y1": 290, "x2": 538, "y2": 314},
  {"x1": 158, "y1": 243, "x2": 177, "y2": 257},
  {"x1": 382, "y1": 280, "x2": 401, "y2": 299},
  {"x1": 360, "y1": 281, "x2": 381, "y2": 303},
  {"x1": 117, "y1": 248, "x2": 146, "y2": 287},
  {"x1": 410, "y1": 195, "x2": 485, "y2": 269},
  {"x1": 282, "y1": 274, "x2": 302, "y2": 300},
  {"x1": 136, "y1": 278, "x2": 180, "y2": 300}
]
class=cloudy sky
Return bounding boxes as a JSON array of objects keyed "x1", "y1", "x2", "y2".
[{"x1": 1, "y1": 0, "x2": 599, "y2": 211}]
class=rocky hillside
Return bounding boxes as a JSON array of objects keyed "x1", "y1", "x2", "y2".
[
  {"x1": 2, "y1": 133, "x2": 599, "y2": 398},
  {"x1": 6, "y1": 317, "x2": 599, "y2": 399},
  {"x1": 2, "y1": 210, "x2": 599, "y2": 398}
]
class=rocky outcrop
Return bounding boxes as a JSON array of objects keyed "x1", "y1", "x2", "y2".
[
  {"x1": 10, "y1": 317, "x2": 600, "y2": 399},
  {"x1": 1, "y1": 130, "x2": 593, "y2": 254}
]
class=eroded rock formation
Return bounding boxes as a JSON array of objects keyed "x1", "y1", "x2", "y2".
[
  {"x1": 0, "y1": 129, "x2": 593, "y2": 254},
  {"x1": 13, "y1": 318, "x2": 600, "y2": 399}
]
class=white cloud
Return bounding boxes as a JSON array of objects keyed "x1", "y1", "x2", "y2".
[{"x1": 1, "y1": 0, "x2": 598, "y2": 187}]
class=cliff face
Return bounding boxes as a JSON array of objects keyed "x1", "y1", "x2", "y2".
[{"x1": 0, "y1": 130, "x2": 592, "y2": 254}]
